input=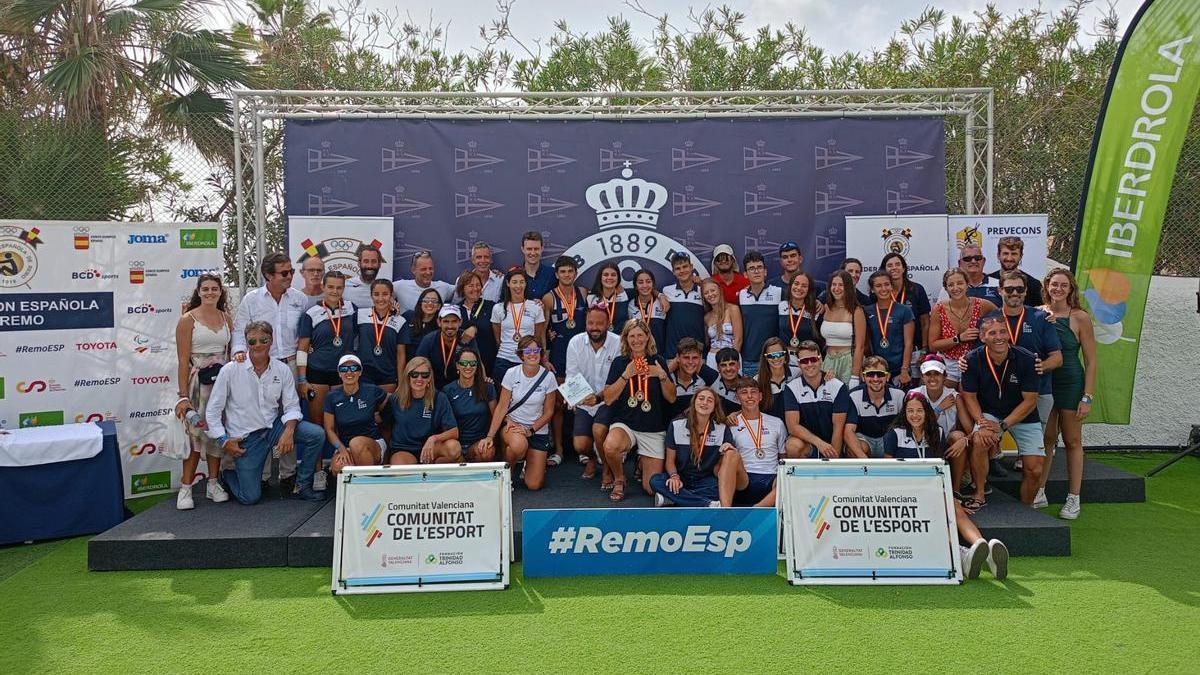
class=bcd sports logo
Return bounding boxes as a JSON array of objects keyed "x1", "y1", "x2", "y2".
[
  {"x1": 808, "y1": 495, "x2": 832, "y2": 539},
  {"x1": 361, "y1": 502, "x2": 385, "y2": 547},
  {"x1": 71, "y1": 268, "x2": 117, "y2": 281},
  {"x1": 127, "y1": 303, "x2": 173, "y2": 315},
  {"x1": 0, "y1": 225, "x2": 44, "y2": 289}
]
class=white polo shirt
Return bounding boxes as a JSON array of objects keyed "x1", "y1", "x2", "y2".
[
  {"x1": 565, "y1": 331, "x2": 622, "y2": 415},
  {"x1": 394, "y1": 278, "x2": 456, "y2": 314},
  {"x1": 205, "y1": 358, "x2": 302, "y2": 441},
  {"x1": 231, "y1": 286, "x2": 308, "y2": 359},
  {"x1": 727, "y1": 411, "x2": 787, "y2": 475}
]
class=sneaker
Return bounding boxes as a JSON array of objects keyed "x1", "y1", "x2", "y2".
[
  {"x1": 176, "y1": 485, "x2": 194, "y2": 510},
  {"x1": 1060, "y1": 494, "x2": 1081, "y2": 520},
  {"x1": 279, "y1": 475, "x2": 296, "y2": 498},
  {"x1": 654, "y1": 493, "x2": 667, "y2": 507},
  {"x1": 1032, "y1": 488, "x2": 1048, "y2": 509},
  {"x1": 708, "y1": 501, "x2": 722, "y2": 508},
  {"x1": 961, "y1": 540, "x2": 988, "y2": 580},
  {"x1": 206, "y1": 479, "x2": 229, "y2": 503},
  {"x1": 1013, "y1": 458, "x2": 1024, "y2": 471},
  {"x1": 296, "y1": 487, "x2": 326, "y2": 502},
  {"x1": 986, "y1": 539, "x2": 1009, "y2": 580},
  {"x1": 313, "y1": 469, "x2": 328, "y2": 492}
]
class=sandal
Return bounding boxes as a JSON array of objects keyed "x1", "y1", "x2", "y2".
[
  {"x1": 600, "y1": 481, "x2": 614, "y2": 491},
  {"x1": 547, "y1": 453, "x2": 563, "y2": 467},
  {"x1": 961, "y1": 497, "x2": 986, "y2": 511},
  {"x1": 581, "y1": 459, "x2": 597, "y2": 480},
  {"x1": 609, "y1": 480, "x2": 626, "y2": 502}
]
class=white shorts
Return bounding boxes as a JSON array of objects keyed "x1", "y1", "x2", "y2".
[{"x1": 608, "y1": 423, "x2": 666, "y2": 460}]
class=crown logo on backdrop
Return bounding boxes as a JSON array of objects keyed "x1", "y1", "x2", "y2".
[{"x1": 585, "y1": 161, "x2": 668, "y2": 230}]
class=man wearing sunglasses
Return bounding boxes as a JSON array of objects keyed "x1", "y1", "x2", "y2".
[
  {"x1": 415, "y1": 305, "x2": 479, "y2": 389},
  {"x1": 231, "y1": 251, "x2": 310, "y2": 495},
  {"x1": 938, "y1": 245, "x2": 1000, "y2": 306},
  {"x1": 844, "y1": 356, "x2": 905, "y2": 458},
  {"x1": 205, "y1": 322, "x2": 326, "y2": 504},
  {"x1": 783, "y1": 340, "x2": 849, "y2": 459}
]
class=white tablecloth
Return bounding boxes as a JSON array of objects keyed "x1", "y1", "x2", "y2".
[{"x1": 0, "y1": 423, "x2": 104, "y2": 467}]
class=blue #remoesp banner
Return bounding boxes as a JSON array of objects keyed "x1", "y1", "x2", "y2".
[
  {"x1": 0, "y1": 292, "x2": 114, "y2": 332},
  {"x1": 284, "y1": 117, "x2": 945, "y2": 285},
  {"x1": 521, "y1": 507, "x2": 778, "y2": 577}
]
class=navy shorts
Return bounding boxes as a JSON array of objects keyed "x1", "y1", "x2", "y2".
[
  {"x1": 362, "y1": 366, "x2": 396, "y2": 387},
  {"x1": 526, "y1": 434, "x2": 551, "y2": 452},
  {"x1": 306, "y1": 367, "x2": 341, "y2": 386},
  {"x1": 734, "y1": 472, "x2": 776, "y2": 505},
  {"x1": 572, "y1": 405, "x2": 611, "y2": 437}
]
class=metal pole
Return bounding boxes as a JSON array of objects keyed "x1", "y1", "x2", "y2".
[
  {"x1": 253, "y1": 111, "x2": 266, "y2": 271},
  {"x1": 986, "y1": 90, "x2": 994, "y2": 214},
  {"x1": 965, "y1": 109, "x2": 975, "y2": 215},
  {"x1": 232, "y1": 93, "x2": 246, "y2": 292}
]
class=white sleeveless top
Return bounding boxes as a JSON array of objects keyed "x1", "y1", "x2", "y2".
[
  {"x1": 708, "y1": 321, "x2": 735, "y2": 349},
  {"x1": 191, "y1": 316, "x2": 230, "y2": 356},
  {"x1": 821, "y1": 320, "x2": 853, "y2": 347}
]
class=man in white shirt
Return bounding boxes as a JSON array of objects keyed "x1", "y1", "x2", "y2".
[
  {"x1": 343, "y1": 244, "x2": 384, "y2": 310},
  {"x1": 231, "y1": 251, "x2": 309, "y2": 492},
  {"x1": 297, "y1": 255, "x2": 325, "y2": 309},
  {"x1": 395, "y1": 251, "x2": 455, "y2": 313},
  {"x1": 565, "y1": 305, "x2": 621, "y2": 480},
  {"x1": 206, "y1": 321, "x2": 326, "y2": 504},
  {"x1": 469, "y1": 241, "x2": 505, "y2": 303}
]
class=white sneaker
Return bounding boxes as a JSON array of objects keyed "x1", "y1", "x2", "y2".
[
  {"x1": 205, "y1": 478, "x2": 229, "y2": 503},
  {"x1": 176, "y1": 485, "x2": 194, "y2": 510},
  {"x1": 708, "y1": 501, "x2": 722, "y2": 508},
  {"x1": 1032, "y1": 488, "x2": 1048, "y2": 509},
  {"x1": 1060, "y1": 494, "x2": 1081, "y2": 520},
  {"x1": 961, "y1": 540, "x2": 989, "y2": 580},
  {"x1": 654, "y1": 493, "x2": 667, "y2": 507},
  {"x1": 986, "y1": 539, "x2": 1009, "y2": 580},
  {"x1": 313, "y1": 468, "x2": 328, "y2": 492}
]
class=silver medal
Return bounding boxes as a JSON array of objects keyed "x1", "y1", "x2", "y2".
[
  {"x1": 333, "y1": 336, "x2": 343, "y2": 347},
  {"x1": 640, "y1": 400, "x2": 652, "y2": 413},
  {"x1": 627, "y1": 396, "x2": 638, "y2": 408},
  {"x1": 373, "y1": 345, "x2": 383, "y2": 356},
  {"x1": 880, "y1": 338, "x2": 889, "y2": 349}
]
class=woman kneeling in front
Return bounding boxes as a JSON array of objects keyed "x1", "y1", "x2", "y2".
[
  {"x1": 323, "y1": 355, "x2": 389, "y2": 475},
  {"x1": 386, "y1": 357, "x2": 461, "y2": 464},
  {"x1": 650, "y1": 388, "x2": 735, "y2": 507},
  {"x1": 480, "y1": 335, "x2": 557, "y2": 490}
]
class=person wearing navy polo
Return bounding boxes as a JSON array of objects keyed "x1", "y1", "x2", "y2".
[
  {"x1": 782, "y1": 340, "x2": 849, "y2": 459},
  {"x1": 769, "y1": 240, "x2": 827, "y2": 297},
  {"x1": 711, "y1": 347, "x2": 743, "y2": 416},
  {"x1": 844, "y1": 356, "x2": 905, "y2": 458},
  {"x1": 386, "y1": 357, "x2": 461, "y2": 464},
  {"x1": 737, "y1": 252, "x2": 782, "y2": 377},
  {"x1": 519, "y1": 230, "x2": 556, "y2": 300},
  {"x1": 650, "y1": 388, "x2": 734, "y2": 508},
  {"x1": 355, "y1": 279, "x2": 408, "y2": 391},
  {"x1": 416, "y1": 305, "x2": 478, "y2": 389},
  {"x1": 323, "y1": 355, "x2": 389, "y2": 475},
  {"x1": 984, "y1": 269, "x2": 1063, "y2": 431},
  {"x1": 862, "y1": 270, "x2": 915, "y2": 386},
  {"x1": 961, "y1": 315, "x2": 1045, "y2": 506},
  {"x1": 777, "y1": 272, "x2": 824, "y2": 364},
  {"x1": 543, "y1": 256, "x2": 589, "y2": 467},
  {"x1": 878, "y1": 252, "x2": 932, "y2": 376},
  {"x1": 717, "y1": 378, "x2": 786, "y2": 507},
  {"x1": 661, "y1": 252, "x2": 705, "y2": 361},
  {"x1": 441, "y1": 347, "x2": 498, "y2": 462},
  {"x1": 666, "y1": 337, "x2": 719, "y2": 420},
  {"x1": 297, "y1": 271, "x2": 357, "y2": 423}
]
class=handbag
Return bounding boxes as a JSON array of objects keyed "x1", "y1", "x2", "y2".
[
  {"x1": 160, "y1": 413, "x2": 192, "y2": 461},
  {"x1": 197, "y1": 362, "x2": 223, "y2": 386}
]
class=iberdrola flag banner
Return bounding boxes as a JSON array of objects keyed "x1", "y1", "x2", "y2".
[{"x1": 1073, "y1": 0, "x2": 1200, "y2": 424}]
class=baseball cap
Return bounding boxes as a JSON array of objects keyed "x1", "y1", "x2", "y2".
[
  {"x1": 779, "y1": 241, "x2": 800, "y2": 254},
  {"x1": 713, "y1": 244, "x2": 735, "y2": 259},
  {"x1": 338, "y1": 354, "x2": 362, "y2": 367},
  {"x1": 919, "y1": 356, "x2": 947, "y2": 375},
  {"x1": 438, "y1": 304, "x2": 463, "y2": 320}
]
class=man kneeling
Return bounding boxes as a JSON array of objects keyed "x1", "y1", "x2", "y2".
[
  {"x1": 206, "y1": 321, "x2": 326, "y2": 504},
  {"x1": 717, "y1": 378, "x2": 786, "y2": 507}
]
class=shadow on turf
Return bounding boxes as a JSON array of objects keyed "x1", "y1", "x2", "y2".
[{"x1": 333, "y1": 576, "x2": 546, "y2": 618}]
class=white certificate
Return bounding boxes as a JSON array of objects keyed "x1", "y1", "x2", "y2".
[{"x1": 557, "y1": 373, "x2": 595, "y2": 408}]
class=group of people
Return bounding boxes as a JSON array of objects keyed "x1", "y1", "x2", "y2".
[{"x1": 172, "y1": 231, "x2": 1095, "y2": 576}]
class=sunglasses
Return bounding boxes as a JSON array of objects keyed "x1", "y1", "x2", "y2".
[
  {"x1": 863, "y1": 371, "x2": 889, "y2": 378},
  {"x1": 408, "y1": 371, "x2": 432, "y2": 380},
  {"x1": 457, "y1": 359, "x2": 479, "y2": 367},
  {"x1": 1002, "y1": 286, "x2": 1026, "y2": 295},
  {"x1": 797, "y1": 356, "x2": 821, "y2": 366},
  {"x1": 522, "y1": 347, "x2": 543, "y2": 356},
  {"x1": 420, "y1": 298, "x2": 441, "y2": 305},
  {"x1": 960, "y1": 255, "x2": 984, "y2": 263},
  {"x1": 337, "y1": 364, "x2": 362, "y2": 373},
  {"x1": 275, "y1": 269, "x2": 294, "y2": 277},
  {"x1": 765, "y1": 351, "x2": 787, "y2": 360},
  {"x1": 247, "y1": 337, "x2": 272, "y2": 345},
  {"x1": 905, "y1": 390, "x2": 927, "y2": 401}
]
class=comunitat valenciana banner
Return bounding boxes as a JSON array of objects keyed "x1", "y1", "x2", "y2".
[{"x1": 1073, "y1": 0, "x2": 1200, "y2": 424}]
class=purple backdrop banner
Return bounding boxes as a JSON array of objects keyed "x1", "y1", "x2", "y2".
[{"x1": 283, "y1": 117, "x2": 944, "y2": 284}]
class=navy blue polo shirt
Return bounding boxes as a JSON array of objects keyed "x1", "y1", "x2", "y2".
[
  {"x1": 966, "y1": 283, "x2": 1002, "y2": 306},
  {"x1": 783, "y1": 376, "x2": 850, "y2": 445},
  {"x1": 961, "y1": 344, "x2": 1040, "y2": 424},
  {"x1": 738, "y1": 284, "x2": 783, "y2": 363},
  {"x1": 712, "y1": 377, "x2": 743, "y2": 417},
  {"x1": 846, "y1": 385, "x2": 905, "y2": 439},
  {"x1": 298, "y1": 302, "x2": 357, "y2": 372},
  {"x1": 388, "y1": 391, "x2": 458, "y2": 451},
  {"x1": 442, "y1": 381, "x2": 496, "y2": 444},
  {"x1": 661, "y1": 282, "x2": 706, "y2": 359},
  {"x1": 461, "y1": 299, "x2": 497, "y2": 372},
  {"x1": 627, "y1": 296, "x2": 668, "y2": 358},
  {"x1": 861, "y1": 301, "x2": 915, "y2": 375},
  {"x1": 762, "y1": 364, "x2": 800, "y2": 419},
  {"x1": 415, "y1": 329, "x2": 480, "y2": 389},
  {"x1": 884, "y1": 427, "x2": 945, "y2": 459},
  {"x1": 873, "y1": 282, "x2": 933, "y2": 347},
  {"x1": 354, "y1": 309, "x2": 408, "y2": 384},
  {"x1": 400, "y1": 309, "x2": 439, "y2": 352},
  {"x1": 323, "y1": 383, "x2": 387, "y2": 444},
  {"x1": 668, "y1": 365, "x2": 719, "y2": 419},
  {"x1": 667, "y1": 417, "x2": 735, "y2": 485},
  {"x1": 605, "y1": 354, "x2": 670, "y2": 432},
  {"x1": 524, "y1": 263, "x2": 557, "y2": 302},
  {"x1": 776, "y1": 303, "x2": 822, "y2": 349},
  {"x1": 982, "y1": 307, "x2": 1062, "y2": 395}
]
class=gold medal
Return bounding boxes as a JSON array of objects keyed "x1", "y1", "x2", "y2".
[
  {"x1": 627, "y1": 396, "x2": 638, "y2": 408},
  {"x1": 641, "y1": 400, "x2": 652, "y2": 412}
]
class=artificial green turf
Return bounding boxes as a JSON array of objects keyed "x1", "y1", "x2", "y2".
[{"x1": 2, "y1": 455, "x2": 1198, "y2": 673}]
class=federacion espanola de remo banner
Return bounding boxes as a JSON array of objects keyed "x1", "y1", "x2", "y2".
[
  {"x1": 332, "y1": 465, "x2": 511, "y2": 594},
  {"x1": 778, "y1": 460, "x2": 962, "y2": 585}
]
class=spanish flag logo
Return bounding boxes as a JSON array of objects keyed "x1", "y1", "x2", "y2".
[
  {"x1": 301, "y1": 239, "x2": 320, "y2": 258},
  {"x1": 129, "y1": 266, "x2": 145, "y2": 284},
  {"x1": 74, "y1": 234, "x2": 89, "y2": 250}
]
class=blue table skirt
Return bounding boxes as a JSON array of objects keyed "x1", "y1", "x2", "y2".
[{"x1": 0, "y1": 421, "x2": 125, "y2": 546}]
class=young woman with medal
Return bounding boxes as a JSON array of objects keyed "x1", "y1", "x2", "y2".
[
  {"x1": 402, "y1": 287, "x2": 444, "y2": 355},
  {"x1": 480, "y1": 336, "x2": 558, "y2": 490},
  {"x1": 863, "y1": 270, "x2": 916, "y2": 387},
  {"x1": 649, "y1": 388, "x2": 735, "y2": 508},
  {"x1": 777, "y1": 271, "x2": 823, "y2": 365},
  {"x1": 879, "y1": 252, "x2": 932, "y2": 376},
  {"x1": 298, "y1": 270, "x2": 357, "y2": 423},
  {"x1": 587, "y1": 262, "x2": 629, "y2": 334},
  {"x1": 491, "y1": 268, "x2": 547, "y2": 384},
  {"x1": 355, "y1": 279, "x2": 408, "y2": 392},
  {"x1": 455, "y1": 269, "x2": 496, "y2": 373},
  {"x1": 542, "y1": 256, "x2": 589, "y2": 467},
  {"x1": 627, "y1": 268, "x2": 670, "y2": 351},
  {"x1": 755, "y1": 337, "x2": 800, "y2": 419},
  {"x1": 602, "y1": 320, "x2": 676, "y2": 501}
]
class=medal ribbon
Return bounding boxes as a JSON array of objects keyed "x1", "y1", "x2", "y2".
[
  {"x1": 638, "y1": 296, "x2": 654, "y2": 322},
  {"x1": 875, "y1": 300, "x2": 894, "y2": 343},
  {"x1": 788, "y1": 304, "x2": 805, "y2": 341},
  {"x1": 468, "y1": 299, "x2": 484, "y2": 320},
  {"x1": 985, "y1": 352, "x2": 1010, "y2": 398},
  {"x1": 440, "y1": 335, "x2": 458, "y2": 377},
  {"x1": 1004, "y1": 307, "x2": 1026, "y2": 345},
  {"x1": 555, "y1": 286, "x2": 577, "y2": 324},
  {"x1": 628, "y1": 375, "x2": 649, "y2": 404},
  {"x1": 324, "y1": 303, "x2": 342, "y2": 342},
  {"x1": 604, "y1": 293, "x2": 618, "y2": 325},
  {"x1": 509, "y1": 301, "x2": 525, "y2": 342},
  {"x1": 741, "y1": 413, "x2": 764, "y2": 450},
  {"x1": 371, "y1": 309, "x2": 390, "y2": 351},
  {"x1": 897, "y1": 285, "x2": 907, "y2": 306}
]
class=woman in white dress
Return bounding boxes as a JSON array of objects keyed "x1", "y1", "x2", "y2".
[{"x1": 701, "y1": 277, "x2": 742, "y2": 370}]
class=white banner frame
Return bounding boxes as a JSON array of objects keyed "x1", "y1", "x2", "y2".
[
  {"x1": 845, "y1": 214, "x2": 951, "y2": 296},
  {"x1": 331, "y1": 463, "x2": 512, "y2": 595},
  {"x1": 778, "y1": 459, "x2": 963, "y2": 586}
]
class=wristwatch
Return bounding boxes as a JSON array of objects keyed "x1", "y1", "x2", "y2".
[
  {"x1": 999, "y1": 420, "x2": 1010, "y2": 433},
  {"x1": 1081, "y1": 394, "x2": 1094, "y2": 405},
  {"x1": 952, "y1": 334, "x2": 961, "y2": 344}
]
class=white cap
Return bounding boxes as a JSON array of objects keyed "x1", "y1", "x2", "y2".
[
  {"x1": 338, "y1": 354, "x2": 362, "y2": 367},
  {"x1": 438, "y1": 304, "x2": 462, "y2": 320},
  {"x1": 919, "y1": 358, "x2": 946, "y2": 375},
  {"x1": 713, "y1": 244, "x2": 735, "y2": 260}
]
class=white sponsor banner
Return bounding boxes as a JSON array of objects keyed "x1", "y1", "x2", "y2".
[
  {"x1": 332, "y1": 464, "x2": 512, "y2": 594},
  {"x1": 286, "y1": 216, "x2": 395, "y2": 285},
  {"x1": 845, "y1": 214, "x2": 949, "y2": 296},
  {"x1": 947, "y1": 214, "x2": 1049, "y2": 280},
  {"x1": 0, "y1": 221, "x2": 221, "y2": 497},
  {"x1": 778, "y1": 459, "x2": 962, "y2": 585}
]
